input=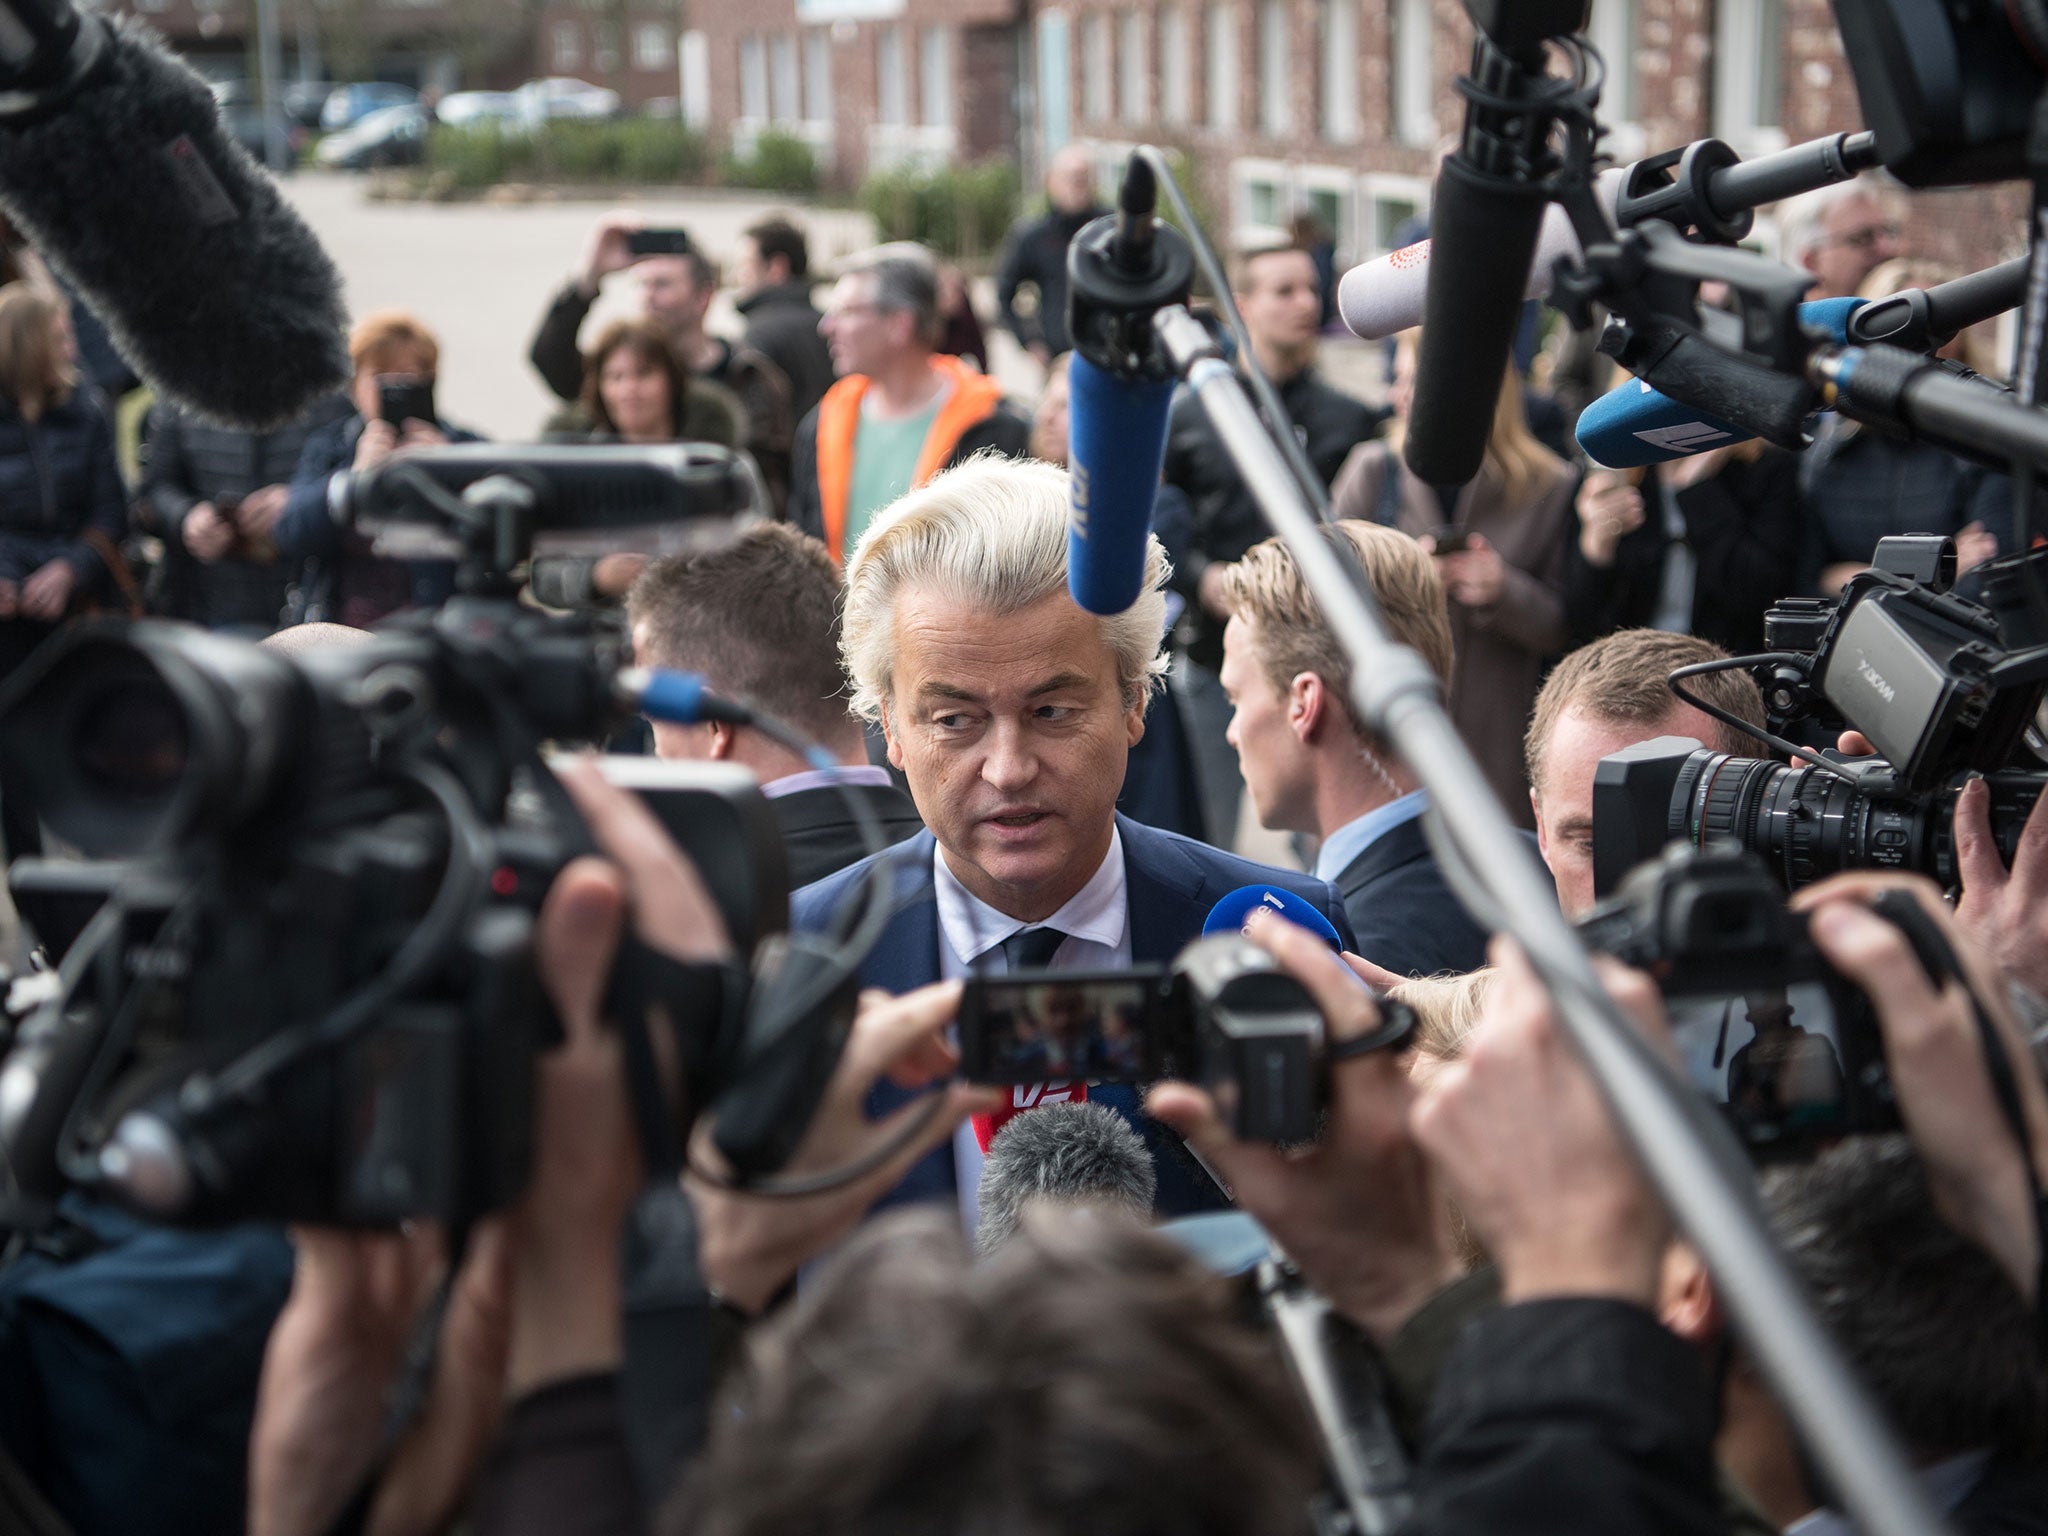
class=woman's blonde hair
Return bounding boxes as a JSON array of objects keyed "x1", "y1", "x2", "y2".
[
  {"x1": 840, "y1": 455, "x2": 1170, "y2": 724},
  {"x1": 0, "y1": 282, "x2": 73, "y2": 410},
  {"x1": 1390, "y1": 330, "x2": 1565, "y2": 506},
  {"x1": 1390, "y1": 966, "x2": 1497, "y2": 1064}
]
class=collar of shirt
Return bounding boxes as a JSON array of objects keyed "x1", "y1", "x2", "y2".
[
  {"x1": 1784, "y1": 1450, "x2": 1993, "y2": 1536},
  {"x1": 933, "y1": 825, "x2": 1130, "y2": 972},
  {"x1": 760, "y1": 763, "x2": 896, "y2": 800},
  {"x1": 1313, "y1": 788, "x2": 1431, "y2": 883}
]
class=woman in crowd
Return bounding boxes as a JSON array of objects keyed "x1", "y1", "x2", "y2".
[
  {"x1": 1330, "y1": 331, "x2": 1577, "y2": 826},
  {"x1": 580, "y1": 318, "x2": 741, "y2": 448},
  {"x1": 0, "y1": 281, "x2": 123, "y2": 681},
  {"x1": 1567, "y1": 438, "x2": 1805, "y2": 655}
]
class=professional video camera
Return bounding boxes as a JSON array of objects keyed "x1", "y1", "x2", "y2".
[
  {"x1": 1579, "y1": 844, "x2": 1899, "y2": 1156},
  {"x1": 1591, "y1": 536, "x2": 2048, "y2": 897},
  {"x1": 958, "y1": 935, "x2": 1415, "y2": 1145},
  {"x1": 0, "y1": 444, "x2": 874, "y2": 1233}
]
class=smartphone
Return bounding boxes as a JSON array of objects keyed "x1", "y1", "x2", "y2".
[
  {"x1": 377, "y1": 378, "x2": 437, "y2": 428},
  {"x1": 1430, "y1": 524, "x2": 1474, "y2": 555},
  {"x1": 626, "y1": 228, "x2": 694, "y2": 258},
  {"x1": 958, "y1": 967, "x2": 1172, "y2": 1085}
]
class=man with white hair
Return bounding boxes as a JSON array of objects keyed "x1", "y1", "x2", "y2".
[
  {"x1": 792, "y1": 457, "x2": 1355, "y2": 1220},
  {"x1": 1779, "y1": 181, "x2": 1902, "y2": 301}
]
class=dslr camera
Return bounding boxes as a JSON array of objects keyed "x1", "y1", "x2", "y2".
[
  {"x1": 1594, "y1": 536, "x2": 2048, "y2": 897},
  {"x1": 958, "y1": 934, "x2": 1414, "y2": 1144}
]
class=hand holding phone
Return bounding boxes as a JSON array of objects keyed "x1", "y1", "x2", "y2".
[
  {"x1": 625, "y1": 228, "x2": 694, "y2": 259},
  {"x1": 377, "y1": 377, "x2": 437, "y2": 429}
]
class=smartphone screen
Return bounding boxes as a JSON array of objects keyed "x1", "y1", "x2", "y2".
[
  {"x1": 626, "y1": 228, "x2": 693, "y2": 258},
  {"x1": 959, "y1": 967, "x2": 1170, "y2": 1085},
  {"x1": 378, "y1": 378, "x2": 437, "y2": 428},
  {"x1": 1431, "y1": 524, "x2": 1473, "y2": 555}
]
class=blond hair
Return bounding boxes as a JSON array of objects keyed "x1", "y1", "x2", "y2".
[
  {"x1": 348, "y1": 308, "x2": 440, "y2": 376},
  {"x1": 0, "y1": 282, "x2": 73, "y2": 410},
  {"x1": 1220, "y1": 521, "x2": 1453, "y2": 739},
  {"x1": 1388, "y1": 330, "x2": 1564, "y2": 506},
  {"x1": 1391, "y1": 967, "x2": 1496, "y2": 1062},
  {"x1": 840, "y1": 455, "x2": 1170, "y2": 724}
]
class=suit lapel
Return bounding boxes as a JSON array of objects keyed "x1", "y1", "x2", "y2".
[
  {"x1": 1335, "y1": 814, "x2": 1433, "y2": 899},
  {"x1": 1119, "y1": 815, "x2": 1214, "y2": 964},
  {"x1": 856, "y1": 830, "x2": 941, "y2": 994}
]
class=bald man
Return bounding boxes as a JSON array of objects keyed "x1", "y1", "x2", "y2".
[{"x1": 996, "y1": 145, "x2": 1107, "y2": 366}]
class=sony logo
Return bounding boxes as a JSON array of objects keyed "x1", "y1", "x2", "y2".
[{"x1": 1854, "y1": 650, "x2": 1897, "y2": 704}]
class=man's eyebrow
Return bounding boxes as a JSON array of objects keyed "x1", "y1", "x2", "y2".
[
  {"x1": 1028, "y1": 672, "x2": 1092, "y2": 697},
  {"x1": 916, "y1": 682, "x2": 981, "y2": 703},
  {"x1": 1555, "y1": 815, "x2": 1594, "y2": 838}
]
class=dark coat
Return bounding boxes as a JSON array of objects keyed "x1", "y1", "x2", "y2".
[
  {"x1": 141, "y1": 396, "x2": 351, "y2": 630},
  {"x1": 0, "y1": 390, "x2": 125, "y2": 593},
  {"x1": 994, "y1": 204, "x2": 1104, "y2": 357},
  {"x1": 1333, "y1": 814, "x2": 1495, "y2": 979},
  {"x1": 736, "y1": 279, "x2": 835, "y2": 425},
  {"x1": 771, "y1": 779, "x2": 923, "y2": 890},
  {"x1": 1164, "y1": 369, "x2": 1386, "y2": 669},
  {"x1": 276, "y1": 413, "x2": 482, "y2": 628},
  {"x1": 1566, "y1": 449, "x2": 1806, "y2": 654},
  {"x1": 790, "y1": 815, "x2": 1358, "y2": 1218},
  {"x1": 1799, "y1": 418, "x2": 2020, "y2": 592}
]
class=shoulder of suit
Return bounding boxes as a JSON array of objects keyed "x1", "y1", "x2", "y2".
[{"x1": 1122, "y1": 818, "x2": 1336, "y2": 902}]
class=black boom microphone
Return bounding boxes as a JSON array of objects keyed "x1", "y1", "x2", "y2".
[
  {"x1": 1405, "y1": 1, "x2": 1589, "y2": 488},
  {"x1": 0, "y1": 0, "x2": 349, "y2": 428}
]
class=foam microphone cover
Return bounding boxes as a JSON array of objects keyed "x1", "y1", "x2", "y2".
[
  {"x1": 1067, "y1": 351, "x2": 1174, "y2": 615},
  {"x1": 1202, "y1": 885, "x2": 1343, "y2": 951},
  {"x1": 1339, "y1": 201, "x2": 1584, "y2": 343},
  {"x1": 0, "y1": 16, "x2": 349, "y2": 428},
  {"x1": 1404, "y1": 156, "x2": 1551, "y2": 487}
]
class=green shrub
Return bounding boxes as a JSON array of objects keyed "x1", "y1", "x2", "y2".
[
  {"x1": 722, "y1": 129, "x2": 819, "y2": 193},
  {"x1": 858, "y1": 159, "x2": 1020, "y2": 262},
  {"x1": 426, "y1": 118, "x2": 710, "y2": 188}
]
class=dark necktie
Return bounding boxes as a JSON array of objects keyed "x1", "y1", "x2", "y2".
[{"x1": 999, "y1": 925, "x2": 1068, "y2": 974}]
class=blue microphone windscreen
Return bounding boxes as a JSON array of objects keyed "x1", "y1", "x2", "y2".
[
  {"x1": 1202, "y1": 885, "x2": 1343, "y2": 951},
  {"x1": 1801, "y1": 296, "x2": 1863, "y2": 345},
  {"x1": 1575, "y1": 379, "x2": 1750, "y2": 469},
  {"x1": 1067, "y1": 353, "x2": 1175, "y2": 615}
]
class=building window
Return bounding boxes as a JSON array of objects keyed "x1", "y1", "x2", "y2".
[
  {"x1": 1713, "y1": 0, "x2": 1783, "y2": 146},
  {"x1": 920, "y1": 25, "x2": 952, "y2": 129},
  {"x1": 1390, "y1": 0, "x2": 1434, "y2": 147},
  {"x1": 1319, "y1": 0, "x2": 1358, "y2": 143},
  {"x1": 770, "y1": 33, "x2": 799, "y2": 121},
  {"x1": 551, "y1": 20, "x2": 582, "y2": 71},
  {"x1": 1587, "y1": 0, "x2": 1634, "y2": 123},
  {"x1": 1118, "y1": 10, "x2": 1149, "y2": 124},
  {"x1": 633, "y1": 23, "x2": 669, "y2": 72},
  {"x1": 803, "y1": 28, "x2": 832, "y2": 123},
  {"x1": 876, "y1": 24, "x2": 907, "y2": 126},
  {"x1": 594, "y1": 21, "x2": 619, "y2": 75},
  {"x1": 1083, "y1": 12, "x2": 1112, "y2": 123},
  {"x1": 1362, "y1": 173, "x2": 1431, "y2": 257},
  {"x1": 1258, "y1": 0, "x2": 1290, "y2": 138},
  {"x1": 1205, "y1": 3, "x2": 1237, "y2": 132},
  {"x1": 740, "y1": 35, "x2": 768, "y2": 120},
  {"x1": 1159, "y1": 6, "x2": 1191, "y2": 125}
]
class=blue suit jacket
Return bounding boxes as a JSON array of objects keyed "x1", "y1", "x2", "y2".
[{"x1": 790, "y1": 814, "x2": 1358, "y2": 1217}]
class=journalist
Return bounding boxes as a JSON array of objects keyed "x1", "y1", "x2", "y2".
[
  {"x1": 626, "y1": 524, "x2": 923, "y2": 886},
  {"x1": 792, "y1": 456, "x2": 1357, "y2": 1220},
  {"x1": 1217, "y1": 520, "x2": 1492, "y2": 977}
]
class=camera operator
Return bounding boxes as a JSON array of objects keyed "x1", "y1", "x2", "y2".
[
  {"x1": 1523, "y1": 630, "x2": 1768, "y2": 917},
  {"x1": 625, "y1": 524, "x2": 924, "y2": 887}
]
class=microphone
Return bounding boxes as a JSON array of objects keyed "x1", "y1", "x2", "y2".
[
  {"x1": 1404, "y1": 6, "x2": 1588, "y2": 488},
  {"x1": 975, "y1": 1100, "x2": 1156, "y2": 1254},
  {"x1": 1847, "y1": 255, "x2": 2028, "y2": 352},
  {"x1": 1063, "y1": 153, "x2": 1193, "y2": 615},
  {"x1": 1202, "y1": 885, "x2": 1343, "y2": 952},
  {"x1": 1576, "y1": 298, "x2": 1863, "y2": 468},
  {"x1": 0, "y1": 3, "x2": 350, "y2": 429}
]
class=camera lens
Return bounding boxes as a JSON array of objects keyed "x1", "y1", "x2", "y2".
[
  {"x1": 1672, "y1": 753, "x2": 1934, "y2": 887},
  {"x1": 74, "y1": 677, "x2": 190, "y2": 799}
]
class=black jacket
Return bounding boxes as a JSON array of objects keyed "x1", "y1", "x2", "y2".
[
  {"x1": 736, "y1": 280, "x2": 834, "y2": 425},
  {"x1": 1163, "y1": 369, "x2": 1386, "y2": 669},
  {"x1": 771, "y1": 780, "x2": 923, "y2": 890},
  {"x1": 1333, "y1": 814, "x2": 1494, "y2": 979},
  {"x1": 0, "y1": 390, "x2": 125, "y2": 593},
  {"x1": 1566, "y1": 449, "x2": 1805, "y2": 654},
  {"x1": 995, "y1": 204, "x2": 1105, "y2": 357},
  {"x1": 140, "y1": 396, "x2": 350, "y2": 630}
]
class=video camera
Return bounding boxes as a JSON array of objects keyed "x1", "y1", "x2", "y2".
[
  {"x1": 1593, "y1": 537, "x2": 2048, "y2": 898},
  {"x1": 959, "y1": 935, "x2": 1415, "y2": 1144},
  {"x1": 0, "y1": 444, "x2": 865, "y2": 1232}
]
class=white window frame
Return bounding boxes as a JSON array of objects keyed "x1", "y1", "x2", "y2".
[
  {"x1": 770, "y1": 33, "x2": 800, "y2": 121},
  {"x1": 802, "y1": 28, "x2": 832, "y2": 123},
  {"x1": 1390, "y1": 0, "x2": 1434, "y2": 148},
  {"x1": 1712, "y1": 0, "x2": 1787, "y2": 154},
  {"x1": 1257, "y1": 0, "x2": 1291, "y2": 138},
  {"x1": 551, "y1": 20, "x2": 583, "y2": 72},
  {"x1": 1205, "y1": 2, "x2": 1237, "y2": 133},
  {"x1": 1082, "y1": 11, "x2": 1113, "y2": 123},
  {"x1": 633, "y1": 22, "x2": 669, "y2": 72},
  {"x1": 919, "y1": 24, "x2": 952, "y2": 129},
  {"x1": 1359, "y1": 170, "x2": 1432, "y2": 260},
  {"x1": 1118, "y1": 9, "x2": 1149, "y2": 126},
  {"x1": 1159, "y1": 6, "x2": 1190, "y2": 126},
  {"x1": 876, "y1": 23, "x2": 908, "y2": 127},
  {"x1": 739, "y1": 35, "x2": 769, "y2": 121},
  {"x1": 1319, "y1": 0, "x2": 1359, "y2": 145}
]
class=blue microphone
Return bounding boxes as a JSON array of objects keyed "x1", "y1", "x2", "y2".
[
  {"x1": 1067, "y1": 352, "x2": 1175, "y2": 614},
  {"x1": 1575, "y1": 297, "x2": 1863, "y2": 469},
  {"x1": 1202, "y1": 885, "x2": 1344, "y2": 952}
]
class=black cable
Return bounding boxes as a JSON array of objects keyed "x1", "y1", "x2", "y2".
[{"x1": 1666, "y1": 655, "x2": 1864, "y2": 785}]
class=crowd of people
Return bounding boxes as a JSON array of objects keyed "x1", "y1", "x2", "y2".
[{"x1": 1, "y1": 150, "x2": 2046, "y2": 1536}]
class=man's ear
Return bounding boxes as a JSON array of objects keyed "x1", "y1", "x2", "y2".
[
  {"x1": 1530, "y1": 788, "x2": 1547, "y2": 856},
  {"x1": 1289, "y1": 672, "x2": 1325, "y2": 744},
  {"x1": 1657, "y1": 1242, "x2": 1722, "y2": 1347},
  {"x1": 880, "y1": 703, "x2": 906, "y2": 771},
  {"x1": 706, "y1": 721, "x2": 737, "y2": 761}
]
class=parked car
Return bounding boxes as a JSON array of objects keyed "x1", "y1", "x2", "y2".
[
  {"x1": 315, "y1": 103, "x2": 429, "y2": 169},
  {"x1": 283, "y1": 80, "x2": 339, "y2": 129},
  {"x1": 512, "y1": 77, "x2": 620, "y2": 126},
  {"x1": 320, "y1": 82, "x2": 418, "y2": 132},
  {"x1": 435, "y1": 90, "x2": 521, "y2": 130},
  {"x1": 208, "y1": 79, "x2": 303, "y2": 168}
]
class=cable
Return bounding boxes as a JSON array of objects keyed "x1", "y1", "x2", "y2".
[{"x1": 1666, "y1": 656, "x2": 1865, "y2": 784}]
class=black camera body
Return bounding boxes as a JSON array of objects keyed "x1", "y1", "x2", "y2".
[
  {"x1": 1578, "y1": 846, "x2": 1898, "y2": 1155},
  {"x1": 958, "y1": 934, "x2": 1410, "y2": 1144}
]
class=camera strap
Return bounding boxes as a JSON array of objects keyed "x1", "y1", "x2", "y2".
[
  {"x1": 604, "y1": 934, "x2": 750, "y2": 1181},
  {"x1": 1868, "y1": 890, "x2": 2048, "y2": 1348}
]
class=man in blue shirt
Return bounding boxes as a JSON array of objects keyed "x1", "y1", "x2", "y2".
[{"x1": 1217, "y1": 521, "x2": 1491, "y2": 978}]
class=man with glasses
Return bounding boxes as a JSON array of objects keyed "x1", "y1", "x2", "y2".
[{"x1": 1780, "y1": 183, "x2": 1902, "y2": 301}]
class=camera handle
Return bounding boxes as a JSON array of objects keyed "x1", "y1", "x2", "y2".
[{"x1": 1129, "y1": 145, "x2": 1955, "y2": 1536}]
